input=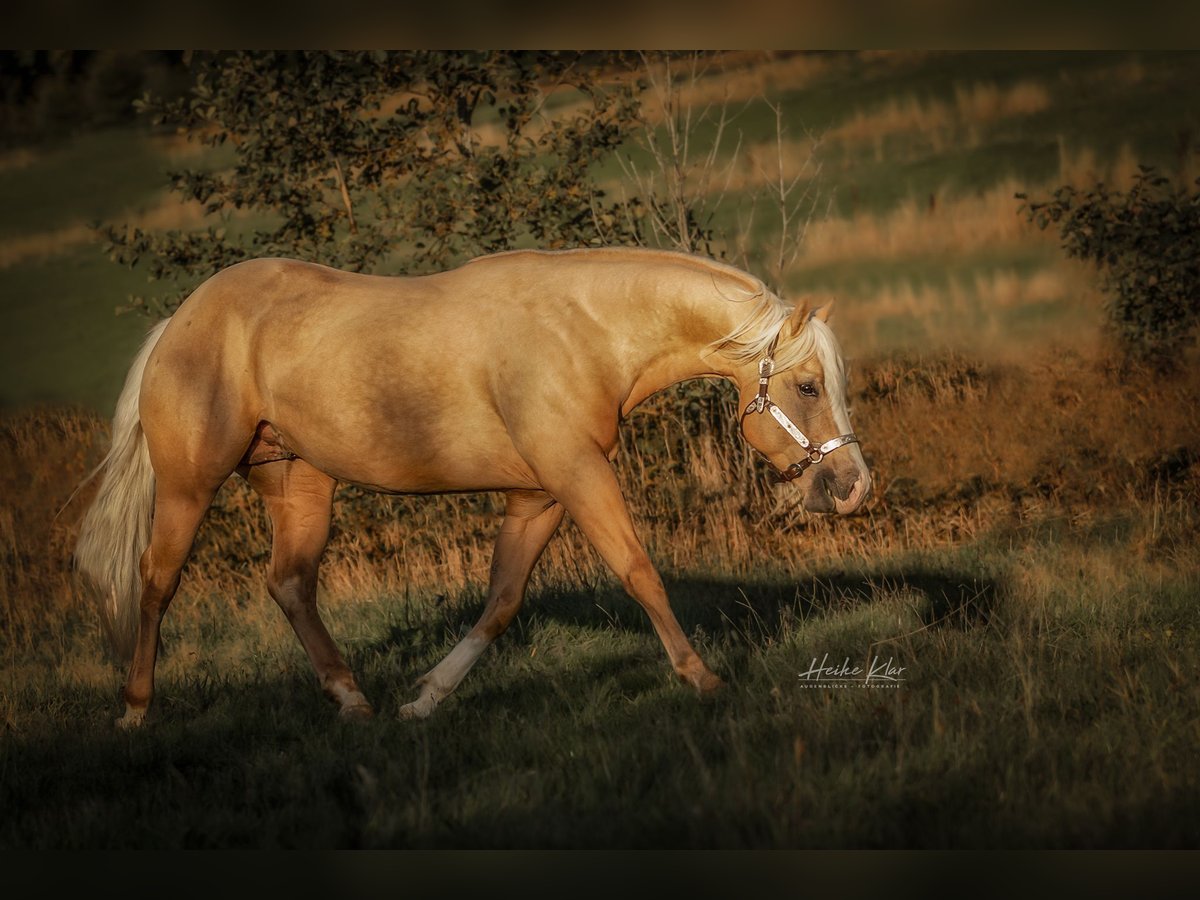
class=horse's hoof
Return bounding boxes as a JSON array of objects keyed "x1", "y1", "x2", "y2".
[
  {"x1": 693, "y1": 671, "x2": 726, "y2": 695},
  {"x1": 115, "y1": 708, "x2": 147, "y2": 730},
  {"x1": 338, "y1": 703, "x2": 375, "y2": 722},
  {"x1": 398, "y1": 694, "x2": 437, "y2": 721}
]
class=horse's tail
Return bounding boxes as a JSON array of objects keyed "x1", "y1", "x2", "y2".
[{"x1": 74, "y1": 319, "x2": 171, "y2": 661}]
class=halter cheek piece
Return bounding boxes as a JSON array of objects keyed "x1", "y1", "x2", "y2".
[{"x1": 739, "y1": 336, "x2": 859, "y2": 484}]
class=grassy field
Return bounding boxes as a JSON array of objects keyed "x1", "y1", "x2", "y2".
[
  {"x1": 2, "y1": 51, "x2": 1199, "y2": 849},
  {"x1": 3, "y1": 349, "x2": 1198, "y2": 848}
]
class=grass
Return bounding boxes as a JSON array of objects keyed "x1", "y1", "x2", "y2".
[
  {"x1": 0, "y1": 125, "x2": 233, "y2": 412},
  {"x1": 0, "y1": 245, "x2": 163, "y2": 411},
  {"x1": 0, "y1": 127, "x2": 216, "y2": 242},
  {"x1": 0, "y1": 130, "x2": 158, "y2": 240},
  {"x1": 3, "y1": 554, "x2": 1195, "y2": 849},
  {"x1": 2, "y1": 51, "x2": 1199, "y2": 849},
  {"x1": 2, "y1": 346, "x2": 1198, "y2": 848},
  {"x1": 4, "y1": 524, "x2": 1197, "y2": 849}
]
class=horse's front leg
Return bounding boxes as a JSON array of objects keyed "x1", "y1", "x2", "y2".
[
  {"x1": 539, "y1": 451, "x2": 724, "y2": 694},
  {"x1": 399, "y1": 489, "x2": 564, "y2": 719}
]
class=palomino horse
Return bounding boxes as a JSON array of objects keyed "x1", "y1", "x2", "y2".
[{"x1": 75, "y1": 248, "x2": 871, "y2": 727}]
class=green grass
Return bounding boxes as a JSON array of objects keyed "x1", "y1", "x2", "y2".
[
  {"x1": 0, "y1": 125, "x2": 239, "y2": 413},
  {"x1": 2, "y1": 534, "x2": 1196, "y2": 849},
  {"x1": 616, "y1": 51, "x2": 1200, "y2": 220},
  {"x1": 0, "y1": 245, "x2": 162, "y2": 413},
  {"x1": 0, "y1": 128, "x2": 178, "y2": 240},
  {"x1": 791, "y1": 244, "x2": 1061, "y2": 294}
]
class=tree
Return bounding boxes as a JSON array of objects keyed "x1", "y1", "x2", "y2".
[
  {"x1": 103, "y1": 51, "x2": 645, "y2": 315},
  {"x1": 1018, "y1": 167, "x2": 1200, "y2": 372}
]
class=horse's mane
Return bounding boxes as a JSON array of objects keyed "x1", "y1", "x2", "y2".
[
  {"x1": 468, "y1": 247, "x2": 820, "y2": 371},
  {"x1": 552, "y1": 248, "x2": 822, "y2": 372},
  {"x1": 705, "y1": 280, "x2": 819, "y2": 374}
]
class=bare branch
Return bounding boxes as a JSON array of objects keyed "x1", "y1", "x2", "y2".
[
  {"x1": 611, "y1": 52, "x2": 830, "y2": 287},
  {"x1": 332, "y1": 156, "x2": 358, "y2": 235}
]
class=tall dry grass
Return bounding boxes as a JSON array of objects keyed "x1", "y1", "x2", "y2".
[
  {"x1": 828, "y1": 80, "x2": 1052, "y2": 159},
  {"x1": 798, "y1": 178, "x2": 1047, "y2": 268},
  {"x1": 0, "y1": 196, "x2": 213, "y2": 269},
  {"x1": 4, "y1": 346, "x2": 1196, "y2": 666}
]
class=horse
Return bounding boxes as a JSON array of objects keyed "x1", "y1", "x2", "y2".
[{"x1": 74, "y1": 247, "x2": 871, "y2": 727}]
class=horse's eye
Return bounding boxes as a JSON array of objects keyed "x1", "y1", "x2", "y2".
[{"x1": 798, "y1": 382, "x2": 819, "y2": 398}]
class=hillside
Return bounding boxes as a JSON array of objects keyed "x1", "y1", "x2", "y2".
[{"x1": 2, "y1": 51, "x2": 1199, "y2": 410}]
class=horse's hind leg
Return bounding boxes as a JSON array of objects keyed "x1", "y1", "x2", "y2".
[
  {"x1": 399, "y1": 489, "x2": 564, "y2": 720},
  {"x1": 247, "y1": 459, "x2": 372, "y2": 720},
  {"x1": 119, "y1": 483, "x2": 217, "y2": 728}
]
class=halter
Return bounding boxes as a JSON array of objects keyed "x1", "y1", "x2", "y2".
[{"x1": 739, "y1": 333, "x2": 860, "y2": 484}]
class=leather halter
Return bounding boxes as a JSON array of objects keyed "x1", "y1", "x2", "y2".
[{"x1": 739, "y1": 335, "x2": 859, "y2": 484}]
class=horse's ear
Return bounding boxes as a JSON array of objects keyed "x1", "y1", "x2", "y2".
[
  {"x1": 812, "y1": 300, "x2": 835, "y2": 323},
  {"x1": 782, "y1": 298, "x2": 812, "y2": 339}
]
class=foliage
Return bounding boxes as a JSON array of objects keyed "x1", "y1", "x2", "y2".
[
  {"x1": 101, "y1": 51, "x2": 645, "y2": 315},
  {"x1": 1018, "y1": 167, "x2": 1200, "y2": 370}
]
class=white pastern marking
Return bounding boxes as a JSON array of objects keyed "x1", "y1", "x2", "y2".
[{"x1": 426, "y1": 634, "x2": 490, "y2": 694}]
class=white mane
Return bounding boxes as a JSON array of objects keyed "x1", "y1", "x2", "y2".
[
  {"x1": 469, "y1": 246, "x2": 828, "y2": 375},
  {"x1": 706, "y1": 283, "x2": 820, "y2": 374}
]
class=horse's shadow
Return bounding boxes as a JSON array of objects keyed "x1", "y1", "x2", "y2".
[
  {"x1": 367, "y1": 564, "x2": 1007, "y2": 673},
  {"x1": 132, "y1": 564, "x2": 1007, "y2": 727},
  {"x1": 0, "y1": 565, "x2": 1008, "y2": 808}
]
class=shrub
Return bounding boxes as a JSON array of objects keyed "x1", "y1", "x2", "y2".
[{"x1": 1018, "y1": 166, "x2": 1200, "y2": 371}]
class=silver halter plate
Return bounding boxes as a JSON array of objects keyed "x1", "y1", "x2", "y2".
[{"x1": 742, "y1": 353, "x2": 859, "y2": 484}]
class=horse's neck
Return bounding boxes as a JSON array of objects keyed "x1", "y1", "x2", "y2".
[{"x1": 617, "y1": 278, "x2": 751, "y2": 416}]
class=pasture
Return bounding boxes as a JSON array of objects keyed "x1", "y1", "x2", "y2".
[{"x1": 2, "y1": 51, "x2": 1199, "y2": 848}]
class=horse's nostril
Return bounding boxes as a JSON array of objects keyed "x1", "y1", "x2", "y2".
[
  {"x1": 813, "y1": 469, "x2": 838, "y2": 497},
  {"x1": 831, "y1": 475, "x2": 857, "y2": 502}
]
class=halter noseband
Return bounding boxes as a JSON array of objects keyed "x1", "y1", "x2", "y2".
[{"x1": 739, "y1": 334, "x2": 859, "y2": 484}]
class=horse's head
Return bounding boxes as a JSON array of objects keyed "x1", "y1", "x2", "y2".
[{"x1": 736, "y1": 302, "x2": 872, "y2": 514}]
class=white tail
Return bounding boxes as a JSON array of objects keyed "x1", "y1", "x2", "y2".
[{"x1": 75, "y1": 319, "x2": 171, "y2": 660}]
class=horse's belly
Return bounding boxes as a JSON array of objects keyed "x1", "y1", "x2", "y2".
[{"x1": 259, "y1": 412, "x2": 540, "y2": 495}]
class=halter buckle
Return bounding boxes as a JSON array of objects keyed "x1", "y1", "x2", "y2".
[
  {"x1": 773, "y1": 461, "x2": 808, "y2": 483},
  {"x1": 753, "y1": 357, "x2": 773, "y2": 413}
]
